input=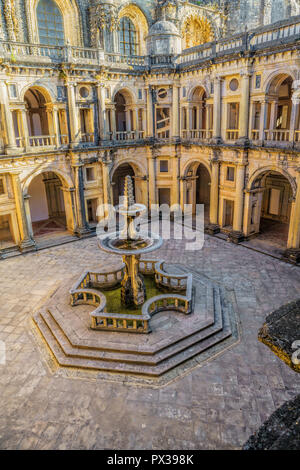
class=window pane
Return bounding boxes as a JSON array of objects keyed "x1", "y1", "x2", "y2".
[
  {"x1": 37, "y1": 0, "x2": 65, "y2": 46},
  {"x1": 119, "y1": 17, "x2": 139, "y2": 56}
]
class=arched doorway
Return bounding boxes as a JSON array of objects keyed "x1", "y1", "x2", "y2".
[
  {"x1": 185, "y1": 162, "x2": 211, "y2": 221},
  {"x1": 28, "y1": 171, "x2": 68, "y2": 239},
  {"x1": 112, "y1": 163, "x2": 135, "y2": 206},
  {"x1": 246, "y1": 170, "x2": 293, "y2": 255}
]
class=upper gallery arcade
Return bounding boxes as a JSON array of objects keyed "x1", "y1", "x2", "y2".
[{"x1": 0, "y1": 0, "x2": 300, "y2": 265}]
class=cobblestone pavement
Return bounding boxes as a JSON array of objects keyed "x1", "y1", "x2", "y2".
[{"x1": 0, "y1": 232, "x2": 299, "y2": 450}]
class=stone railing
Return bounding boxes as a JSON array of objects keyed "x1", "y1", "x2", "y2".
[
  {"x1": 90, "y1": 311, "x2": 151, "y2": 333},
  {"x1": 264, "y1": 129, "x2": 290, "y2": 142},
  {"x1": 2, "y1": 16, "x2": 300, "y2": 71},
  {"x1": 226, "y1": 130, "x2": 239, "y2": 141},
  {"x1": 28, "y1": 135, "x2": 56, "y2": 147},
  {"x1": 70, "y1": 260, "x2": 193, "y2": 334},
  {"x1": 155, "y1": 261, "x2": 189, "y2": 292},
  {"x1": 178, "y1": 16, "x2": 300, "y2": 68},
  {"x1": 80, "y1": 132, "x2": 95, "y2": 143},
  {"x1": 182, "y1": 129, "x2": 213, "y2": 141}
]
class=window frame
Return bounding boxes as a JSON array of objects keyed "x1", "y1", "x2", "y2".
[
  {"x1": 119, "y1": 17, "x2": 139, "y2": 56},
  {"x1": 37, "y1": 0, "x2": 65, "y2": 47}
]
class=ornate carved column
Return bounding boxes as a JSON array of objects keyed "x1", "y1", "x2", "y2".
[
  {"x1": 71, "y1": 155, "x2": 91, "y2": 237},
  {"x1": 212, "y1": 77, "x2": 223, "y2": 144},
  {"x1": 3, "y1": 0, "x2": 18, "y2": 42},
  {"x1": 238, "y1": 72, "x2": 252, "y2": 144},
  {"x1": 0, "y1": 81, "x2": 17, "y2": 154},
  {"x1": 11, "y1": 173, "x2": 36, "y2": 252}
]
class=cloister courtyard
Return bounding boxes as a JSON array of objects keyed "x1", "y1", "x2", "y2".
[{"x1": 0, "y1": 231, "x2": 299, "y2": 450}]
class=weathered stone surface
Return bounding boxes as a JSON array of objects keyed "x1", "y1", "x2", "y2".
[
  {"x1": 243, "y1": 394, "x2": 300, "y2": 450},
  {"x1": 0, "y1": 233, "x2": 300, "y2": 449},
  {"x1": 259, "y1": 299, "x2": 300, "y2": 373}
]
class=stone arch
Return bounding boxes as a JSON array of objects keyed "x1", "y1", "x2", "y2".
[
  {"x1": 248, "y1": 166, "x2": 297, "y2": 198},
  {"x1": 183, "y1": 159, "x2": 212, "y2": 218},
  {"x1": 264, "y1": 71, "x2": 296, "y2": 95},
  {"x1": 112, "y1": 87, "x2": 136, "y2": 105},
  {"x1": 27, "y1": 0, "x2": 82, "y2": 46},
  {"x1": 188, "y1": 85, "x2": 209, "y2": 102},
  {"x1": 183, "y1": 158, "x2": 212, "y2": 179},
  {"x1": 181, "y1": 14, "x2": 214, "y2": 50},
  {"x1": 118, "y1": 3, "x2": 149, "y2": 55},
  {"x1": 23, "y1": 166, "x2": 73, "y2": 195},
  {"x1": 21, "y1": 83, "x2": 55, "y2": 104},
  {"x1": 111, "y1": 160, "x2": 145, "y2": 206},
  {"x1": 23, "y1": 167, "x2": 75, "y2": 240},
  {"x1": 245, "y1": 166, "x2": 296, "y2": 252}
]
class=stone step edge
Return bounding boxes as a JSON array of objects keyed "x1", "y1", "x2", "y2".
[
  {"x1": 33, "y1": 311, "x2": 232, "y2": 377},
  {"x1": 39, "y1": 307, "x2": 227, "y2": 366},
  {"x1": 46, "y1": 284, "x2": 222, "y2": 357}
]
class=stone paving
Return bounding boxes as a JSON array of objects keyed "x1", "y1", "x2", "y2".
[{"x1": 0, "y1": 231, "x2": 300, "y2": 450}]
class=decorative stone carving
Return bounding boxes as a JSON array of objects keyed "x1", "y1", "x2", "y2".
[
  {"x1": 182, "y1": 15, "x2": 214, "y2": 49},
  {"x1": 4, "y1": 0, "x2": 19, "y2": 41}
]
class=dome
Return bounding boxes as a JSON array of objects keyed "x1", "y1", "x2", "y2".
[
  {"x1": 148, "y1": 20, "x2": 179, "y2": 36},
  {"x1": 146, "y1": 19, "x2": 182, "y2": 56}
]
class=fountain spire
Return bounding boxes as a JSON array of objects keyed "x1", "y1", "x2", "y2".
[{"x1": 123, "y1": 175, "x2": 135, "y2": 209}]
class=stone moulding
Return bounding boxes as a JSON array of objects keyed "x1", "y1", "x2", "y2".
[{"x1": 70, "y1": 259, "x2": 193, "y2": 334}]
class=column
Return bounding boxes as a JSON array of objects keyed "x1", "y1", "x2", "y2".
[
  {"x1": 212, "y1": 77, "x2": 223, "y2": 143},
  {"x1": 259, "y1": 99, "x2": 268, "y2": 142},
  {"x1": 172, "y1": 85, "x2": 180, "y2": 139},
  {"x1": 135, "y1": 108, "x2": 139, "y2": 139},
  {"x1": 172, "y1": 155, "x2": 180, "y2": 206},
  {"x1": 52, "y1": 106, "x2": 60, "y2": 147},
  {"x1": 232, "y1": 164, "x2": 246, "y2": 240},
  {"x1": 111, "y1": 107, "x2": 116, "y2": 140},
  {"x1": 20, "y1": 107, "x2": 30, "y2": 150},
  {"x1": 208, "y1": 160, "x2": 220, "y2": 234},
  {"x1": 67, "y1": 83, "x2": 80, "y2": 147},
  {"x1": 269, "y1": 100, "x2": 278, "y2": 136},
  {"x1": 72, "y1": 162, "x2": 90, "y2": 236},
  {"x1": 96, "y1": 84, "x2": 107, "y2": 141},
  {"x1": 11, "y1": 174, "x2": 36, "y2": 251},
  {"x1": 146, "y1": 87, "x2": 153, "y2": 137},
  {"x1": 287, "y1": 170, "x2": 300, "y2": 261},
  {"x1": 147, "y1": 152, "x2": 157, "y2": 207},
  {"x1": 102, "y1": 159, "x2": 112, "y2": 206},
  {"x1": 289, "y1": 96, "x2": 300, "y2": 143},
  {"x1": 238, "y1": 72, "x2": 251, "y2": 143},
  {"x1": 0, "y1": 81, "x2": 17, "y2": 154}
]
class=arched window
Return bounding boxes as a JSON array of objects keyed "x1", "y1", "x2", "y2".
[
  {"x1": 119, "y1": 17, "x2": 139, "y2": 56},
  {"x1": 37, "y1": 0, "x2": 64, "y2": 46}
]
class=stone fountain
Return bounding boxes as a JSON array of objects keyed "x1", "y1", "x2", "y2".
[
  {"x1": 32, "y1": 175, "x2": 239, "y2": 382},
  {"x1": 100, "y1": 176, "x2": 163, "y2": 308}
]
